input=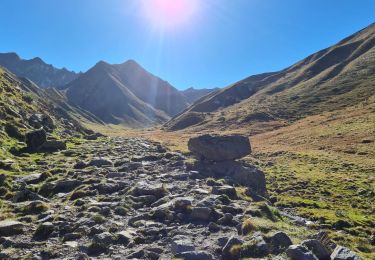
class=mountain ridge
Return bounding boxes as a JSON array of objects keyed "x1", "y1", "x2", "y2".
[
  {"x1": 0, "y1": 52, "x2": 79, "y2": 88},
  {"x1": 165, "y1": 22, "x2": 375, "y2": 131}
]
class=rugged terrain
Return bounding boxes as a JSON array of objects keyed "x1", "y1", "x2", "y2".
[
  {"x1": 0, "y1": 22, "x2": 373, "y2": 260},
  {"x1": 1, "y1": 134, "x2": 358, "y2": 259}
]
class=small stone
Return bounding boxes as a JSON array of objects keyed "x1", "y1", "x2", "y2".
[
  {"x1": 178, "y1": 251, "x2": 214, "y2": 260},
  {"x1": 217, "y1": 213, "x2": 233, "y2": 225},
  {"x1": 89, "y1": 158, "x2": 113, "y2": 167},
  {"x1": 190, "y1": 207, "x2": 212, "y2": 221},
  {"x1": 269, "y1": 231, "x2": 293, "y2": 254},
  {"x1": 222, "y1": 236, "x2": 243, "y2": 256},
  {"x1": 331, "y1": 246, "x2": 361, "y2": 260},
  {"x1": 212, "y1": 185, "x2": 238, "y2": 199},
  {"x1": 208, "y1": 222, "x2": 220, "y2": 232},
  {"x1": 34, "y1": 222, "x2": 54, "y2": 239},
  {"x1": 171, "y1": 236, "x2": 195, "y2": 255}
]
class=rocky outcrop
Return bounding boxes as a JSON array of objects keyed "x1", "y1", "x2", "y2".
[
  {"x1": 189, "y1": 134, "x2": 266, "y2": 196},
  {"x1": 25, "y1": 128, "x2": 66, "y2": 152}
]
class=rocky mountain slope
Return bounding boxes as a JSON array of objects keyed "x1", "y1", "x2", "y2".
[
  {"x1": 64, "y1": 61, "x2": 171, "y2": 126},
  {"x1": 166, "y1": 22, "x2": 375, "y2": 132},
  {"x1": 0, "y1": 53, "x2": 79, "y2": 88},
  {"x1": 0, "y1": 66, "x2": 100, "y2": 159}
]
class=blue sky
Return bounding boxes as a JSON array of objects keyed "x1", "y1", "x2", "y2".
[{"x1": 0, "y1": 0, "x2": 374, "y2": 89}]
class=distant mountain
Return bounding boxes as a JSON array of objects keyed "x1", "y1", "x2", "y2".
[
  {"x1": 181, "y1": 87, "x2": 219, "y2": 104},
  {"x1": 0, "y1": 52, "x2": 79, "y2": 88},
  {"x1": 64, "y1": 60, "x2": 179, "y2": 127},
  {"x1": 166, "y1": 22, "x2": 375, "y2": 131}
]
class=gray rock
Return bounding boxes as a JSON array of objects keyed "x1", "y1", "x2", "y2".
[
  {"x1": 302, "y1": 239, "x2": 331, "y2": 260},
  {"x1": 331, "y1": 246, "x2": 361, "y2": 260},
  {"x1": 53, "y1": 179, "x2": 82, "y2": 194},
  {"x1": 28, "y1": 113, "x2": 55, "y2": 131},
  {"x1": 132, "y1": 181, "x2": 167, "y2": 199},
  {"x1": 286, "y1": 245, "x2": 318, "y2": 260},
  {"x1": 34, "y1": 222, "x2": 54, "y2": 239},
  {"x1": 217, "y1": 213, "x2": 233, "y2": 225},
  {"x1": 0, "y1": 220, "x2": 24, "y2": 236},
  {"x1": 89, "y1": 158, "x2": 113, "y2": 167},
  {"x1": 25, "y1": 129, "x2": 46, "y2": 150},
  {"x1": 171, "y1": 236, "x2": 195, "y2": 254},
  {"x1": 40, "y1": 140, "x2": 67, "y2": 151},
  {"x1": 241, "y1": 235, "x2": 269, "y2": 258},
  {"x1": 116, "y1": 230, "x2": 135, "y2": 245},
  {"x1": 269, "y1": 232, "x2": 293, "y2": 254},
  {"x1": 208, "y1": 222, "x2": 220, "y2": 232},
  {"x1": 13, "y1": 189, "x2": 48, "y2": 203},
  {"x1": 211, "y1": 185, "x2": 237, "y2": 199},
  {"x1": 190, "y1": 207, "x2": 212, "y2": 221},
  {"x1": 222, "y1": 236, "x2": 243, "y2": 256},
  {"x1": 188, "y1": 134, "x2": 251, "y2": 161},
  {"x1": 178, "y1": 251, "x2": 214, "y2": 260},
  {"x1": 18, "y1": 173, "x2": 42, "y2": 184},
  {"x1": 173, "y1": 197, "x2": 193, "y2": 211},
  {"x1": 4, "y1": 123, "x2": 24, "y2": 141}
]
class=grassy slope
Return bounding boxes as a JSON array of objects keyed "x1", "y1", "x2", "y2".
[
  {"x1": 166, "y1": 23, "x2": 375, "y2": 135},
  {"x1": 250, "y1": 97, "x2": 375, "y2": 258}
]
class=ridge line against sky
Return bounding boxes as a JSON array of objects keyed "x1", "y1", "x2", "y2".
[{"x1": 0, "y1": 0, "x2": 374, "y2": 90}]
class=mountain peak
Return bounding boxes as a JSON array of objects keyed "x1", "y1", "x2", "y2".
[
  {"x1": 0, "y1": 52, "x2": 20, "y2": 60},
  {"x1": 0, "y1": 52, "x2": 79, "y2": 88}
]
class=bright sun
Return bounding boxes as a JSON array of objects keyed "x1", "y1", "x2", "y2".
[{"x1": 141, "y1": 0, "x2": 199, "y2": 29}]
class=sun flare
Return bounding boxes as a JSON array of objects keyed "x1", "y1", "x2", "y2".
[{"x1": 141, "y1": 0, "x2": 199, "y2": 29}]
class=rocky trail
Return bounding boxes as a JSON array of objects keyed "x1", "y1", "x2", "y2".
[{"x1": 0, "y1": 136, "x2": 361, "y2": 259}]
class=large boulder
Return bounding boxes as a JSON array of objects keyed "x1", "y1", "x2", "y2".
[
  {"x1": 28, "y1": 113, "x2": 55, "y2": 131},
  {"x1": 188, "y1": 134, "x2": 251, "y2": 161},
  {"x1": 25, "y1": 129, "x2": 47, "y2": 150}
]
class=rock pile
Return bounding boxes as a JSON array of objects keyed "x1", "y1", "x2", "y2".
[{"x1": 188, "y1": 134, "x2": 266, "y2": 196}]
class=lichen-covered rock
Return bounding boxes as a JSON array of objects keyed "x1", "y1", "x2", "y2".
[{"x1": 331, "y1": 246, "x2": 361, "y2": 260}]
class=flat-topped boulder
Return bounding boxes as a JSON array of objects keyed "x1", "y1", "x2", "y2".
[{"x1": 188, "y1": 134, "x2": 251, "y2": 161}]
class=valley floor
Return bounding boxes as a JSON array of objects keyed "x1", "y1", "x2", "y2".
[
  {"x1": 91, "y1": 99, "x2": 375, "y2": 259},
  {"x1": 0, "y1": 136, "x2": 313, "y2": 259}
]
